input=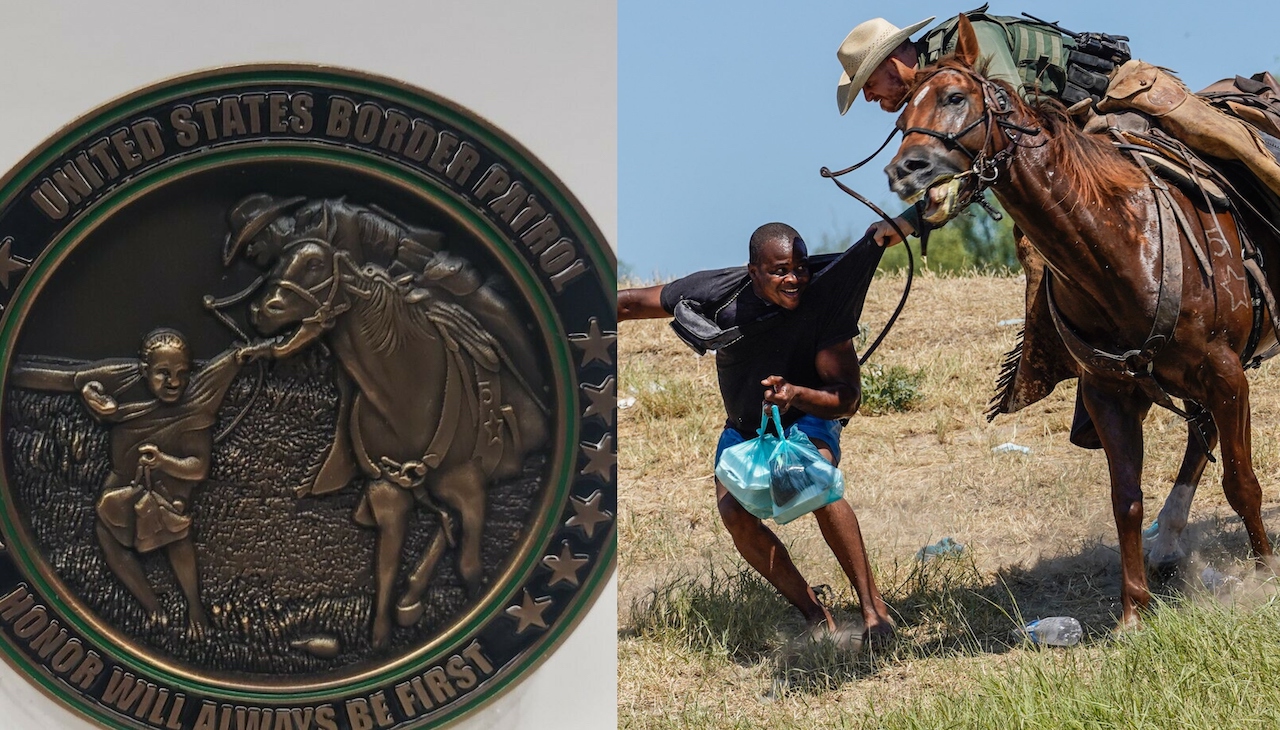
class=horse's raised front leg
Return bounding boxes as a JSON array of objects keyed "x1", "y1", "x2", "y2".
[
  {"x1": 1080, "y1": 376, "x2": 1152, "y2": 628},
  {"x1": 365, "y1": 478, "x2": 413, "y2": 650},
  {"x1": 1202, "y1": 357, "x2": 1274, "y2": 567},
  {"x1": 1147, "y1": 403, "x2": 1218, "y2": 571},
  {"x1": 395, "y1": 528, "x2": 448, "y2": 627}
]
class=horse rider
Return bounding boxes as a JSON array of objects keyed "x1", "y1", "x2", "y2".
[
  {"x1": 836, "y1": 5, "x2": 1280, "y2": 248},
  {"x1": 618, "y1": 223, "x2": 895, "y2": 640},
  {"x1": 836, "y1": 6, "x2": 1280, "y2": 449}
]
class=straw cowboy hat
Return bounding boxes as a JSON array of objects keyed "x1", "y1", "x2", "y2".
[{"x1": 836, "y1": 16, "x2": 935, "y2": 115}]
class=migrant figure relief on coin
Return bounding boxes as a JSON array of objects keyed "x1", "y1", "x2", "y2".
[
  {"x1": 11, "y1": 328, "x2": 252, "y2": 639},
  {"x1": 0, "y1": 66, "x2": 615, "y2": 729}
]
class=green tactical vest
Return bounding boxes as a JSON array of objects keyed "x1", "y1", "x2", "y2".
[{"x1": 918, "y1": 4, "x2": 1075, "y2": 100}]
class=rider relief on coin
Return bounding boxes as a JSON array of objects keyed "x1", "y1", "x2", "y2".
[{"x1": 0, "y1": 65, "x2": 615, "y2": 729}]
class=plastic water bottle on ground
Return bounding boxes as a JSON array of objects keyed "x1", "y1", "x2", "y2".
[
  {"x1": 1020, "y1": 616, "x2": 1082, "y2": 647},
  {"x1": 915, "y1": 536, "x2": 964, "y2": 562}
]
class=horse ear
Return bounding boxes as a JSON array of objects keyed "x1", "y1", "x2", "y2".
[
  {"x1": 320, "y1": 204, "x2": 333, "y2": 237},
  {"x1": 888, "y1": 57, "x2": 917, "y2": 91},
  {"x1": 953, "y1": 14, "x2": 980, "y2": 68}
]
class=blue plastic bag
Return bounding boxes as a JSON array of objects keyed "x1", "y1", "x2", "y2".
[
  {"x1": 714, "y1": 406, "x2": 782, "y2": 520},
  {"x1": 770, "y1": 424, "x2": 844, "y2": 525},
  {"x1": 717, "y1": 405, "x2": 845, "y2": 524}
]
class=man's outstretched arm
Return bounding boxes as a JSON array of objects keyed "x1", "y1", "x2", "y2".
[
  {"x1": 617, "y1": 285, "x2": 669, "y2": 321},
  {"x1": 761, "y1": 339, "x2": 861, "y2": 420}
]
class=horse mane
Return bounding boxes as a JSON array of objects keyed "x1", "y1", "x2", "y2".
[
  {"x1": 921, "y1": 56, "x2": 1148, "y2": 213},
  {"x1": 352, "y1": 274, "x2": 437, "y2": 353},
  {"x1": 348, "y1": 269, "x2": 501, "y2": 371}
]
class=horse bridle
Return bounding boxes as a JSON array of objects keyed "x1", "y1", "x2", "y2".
[
  {"x1": 271, "y1": 236, "x2": 356, "y2": 329},
  {"x1": 898, "y1": 66, "x2": 1042, "y2": 201}
]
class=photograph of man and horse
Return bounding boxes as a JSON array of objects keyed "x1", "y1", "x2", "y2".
[{"x1": 618, "y1": 1, "x2": 1280, "y2": 726}]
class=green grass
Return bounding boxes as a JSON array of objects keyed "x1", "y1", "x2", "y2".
[
  {"x1": 860, "y1": 364, "x2": 926, "y2": 415},
  {"x1": 629, "y1": 551, "x2": 1023, "y2": 692},
  {"x1": 869, "y1": 595, "x2": 1280, "y2": 729},
  {"x1": 626, "y1": 546, "x2": 1280, "y2": 729},
  {"x1": 629, "y1": 566, "x2": 794, "y2": 662}
]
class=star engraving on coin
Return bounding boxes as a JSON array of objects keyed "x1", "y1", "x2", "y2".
[
  {"x1": 0, "y1": 237, "x2": 29, "y2": 289},
  {"x1": 505, "y1": 589, "x2": 553, "y2": 633},
  {"x1": 566, "y1": 489, "x2": 613, "y2": 539},
  {"x1": 569, "y1": 317, "x2": 617, "y2": 367},
  {"x1": 542, "y1": 540, "x2": 590, "y2": 587},
  {"x1": 579, "y1": 433, "x2": 617, "y2": 481},
  {"x1": 582, "y1": 375, "x2": 617, "y2": 426}
]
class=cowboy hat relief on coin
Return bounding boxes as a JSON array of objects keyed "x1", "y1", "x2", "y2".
[{"x1": 0, "y1": 66, "x2": 615, "y2": 730}]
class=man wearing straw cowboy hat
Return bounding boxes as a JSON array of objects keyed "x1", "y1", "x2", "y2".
[{"x1": 835, "y1": 6, "x2": 1280, "y2": 248}]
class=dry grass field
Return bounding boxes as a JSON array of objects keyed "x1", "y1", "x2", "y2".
[{"x1": 618, "y1": 271, "x2": 1280, "y2": 728}]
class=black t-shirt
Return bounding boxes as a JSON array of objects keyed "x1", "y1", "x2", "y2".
[{"x1": 660, "y1": 239, "x2": 884, "y2": 435}]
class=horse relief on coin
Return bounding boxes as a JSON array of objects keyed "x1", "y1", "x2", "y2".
[{"x1": 0, "y1": 65, "x2": 615, "y2": 729}]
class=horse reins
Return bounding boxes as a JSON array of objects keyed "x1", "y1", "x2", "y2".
[{"x1": 820, "y1": 130, "x2": 916, "y2": 366}]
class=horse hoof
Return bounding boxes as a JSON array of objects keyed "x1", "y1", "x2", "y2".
[
  {"x1": 396, "y1": 599, "x2": 425, "y2": 627},
  {"x1": 1147, "y1": 558, "x2": 1182, "y2": 584}
]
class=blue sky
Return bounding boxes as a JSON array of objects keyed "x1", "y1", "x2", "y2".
[{"x1": 620, "y1": 0, "x2": 1280, "y2": 279}]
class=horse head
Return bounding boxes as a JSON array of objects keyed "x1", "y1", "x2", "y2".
[
  {"x1": 249, "y1": 237, "x2": 352, "y2": 339},
  {"x1": 886, "y1": 15, "x2": 1025, "y2": 227}
]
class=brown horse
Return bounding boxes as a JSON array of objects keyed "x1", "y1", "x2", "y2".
[{"x1": 886, "y1": 17, "x2": 1279, "y2": 627}]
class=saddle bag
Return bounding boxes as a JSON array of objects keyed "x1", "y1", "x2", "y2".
[{"x1": 1199, "y1": 71, "x2": 1280, "y2": 157}]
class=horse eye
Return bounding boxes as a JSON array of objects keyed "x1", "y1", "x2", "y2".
[
  {"x1": 307, "y1": 258, "x2": 323, "y2": 270},
  {"x1": 947, "y1": 93, "x2": 965, "y2": 106}
]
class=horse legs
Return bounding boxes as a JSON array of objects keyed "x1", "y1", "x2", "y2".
[
  {"x1": 1147, "y1": 403, "x2": 1218, "y2": 571},
  {"x1": 1079, "y1": 377, "x2": 1151, "y2": 628},
  {"x1": 1202, "y1": 361, "x2": 1275, "y2": 567},
  {"x1": 395, "y1": 529, "x2": 449, "y2": 627},
  {"x1": 365, "y1": 478, "x2": 413, "y2": 650},
  {"x1": 423, "y1": 463, "x2": 488, "y2": 599}
]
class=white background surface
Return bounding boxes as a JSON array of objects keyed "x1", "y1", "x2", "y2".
[{"x1": 0, "y1": 2, "x2": 617, "y2": 728}]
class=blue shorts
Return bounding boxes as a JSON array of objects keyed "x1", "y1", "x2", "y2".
[{"x1": 715, "y1": 414, "x2": 843, "y2": 465}]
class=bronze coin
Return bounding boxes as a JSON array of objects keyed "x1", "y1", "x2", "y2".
[{"x1": 0, "y1": 65, "x2": 615, "y2": 729}]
